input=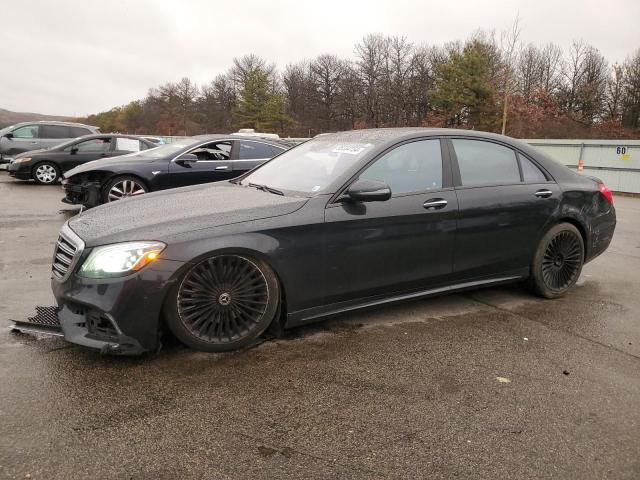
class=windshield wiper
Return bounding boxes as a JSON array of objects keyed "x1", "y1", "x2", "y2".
[{"x1": 247, "y1": 182, "x2": 284, "y2": 196}]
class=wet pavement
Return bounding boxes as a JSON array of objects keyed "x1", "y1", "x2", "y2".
[{"x1": 1, "y1": 174, "x2": 639, "y2": 479}]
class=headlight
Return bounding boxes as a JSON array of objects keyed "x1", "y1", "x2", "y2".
[
  {"x1": 79, "y1": 241, "x2": 166, "y2": 278},
  {"x1": 13, "y1": 156, "x2": 31, "y2": 164}
]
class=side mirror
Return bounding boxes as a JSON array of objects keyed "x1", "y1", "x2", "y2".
[
  {"x1": 175, "y1": 153, "x2": 198, "y2": 165},
  {"x1": 70, "y1": 146, "x2": 79, "y2": 154},
  {"x1": 346, "y1": 179, "x2": 391, "y2": 202},
  {"x1": 3, "y1": 132, "x2": 13, "y2": 139}
]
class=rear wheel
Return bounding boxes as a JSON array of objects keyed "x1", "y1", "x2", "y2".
[
  {"x1": 32, "y1": 162, "x2": 60, "y2": 184},
  {"x1": 164, "y1": 254, "x2": 280, "y2": 352},
  {"x1": 103, "y1": 175, "x2": 147, "y2": 203},
  {"x1": 530, "y1": 223, "x2": 584, "y2": 298}
]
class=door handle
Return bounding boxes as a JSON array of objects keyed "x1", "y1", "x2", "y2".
[
  {"x1": 30, "y1": 141, "x2": 38, "y2": 144},
  {"x1": 535, "y1": 189, "x2": 553, "y2": 198},
  {"x1": 423, "y1": 198, "x2": 448, "y2": 210},
  {"x1": 215, "y1": 166, "x2": 229, "y2": 170}
]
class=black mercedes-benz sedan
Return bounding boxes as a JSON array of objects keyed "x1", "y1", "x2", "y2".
[
  {"x1": 61, "y1": 135, "x2": 290, "y2": 207},
  {"x1": 7, "y1": 134, "x2": 157, "y2": 184},
  {"x1": 38, "y1": 128, "x2": 615, "y2": 355}
]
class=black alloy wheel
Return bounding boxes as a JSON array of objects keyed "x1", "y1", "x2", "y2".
[
  {"x1": 530, "y1": 223, "x2": 584, "y2": 298},
  {"x1": 164, "y1": 254, "x2": 280, "y2": 352}
]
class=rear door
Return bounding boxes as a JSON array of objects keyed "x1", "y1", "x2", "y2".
[
  {"x1": 323, "y1": 138, "x2": 458, "y2": 305},
  {"x1": 39, "y1": 124, "x2": 73, "y2": 149},
  {"x1": 449, "y1": 137, "x2": 559, "y2": 280},
  {"x1": 232, "y1": 140, "x2": 284, "y2": 174}
]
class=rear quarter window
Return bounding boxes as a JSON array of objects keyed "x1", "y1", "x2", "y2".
[
  {"x1": 519, "y1": 154, "x2": 548, "y2": 183},
  {"x1": 69, "y1": 126, "x2": 92, "y2": 137}
]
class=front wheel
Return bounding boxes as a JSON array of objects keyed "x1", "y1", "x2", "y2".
[
  {"x1": 102, "y1": 175, "x2": 148, "y2": 203},
  {"x1": 530, "y1": 223, "x2": 584, "y2": 298},
  {"x1": 164, "y1": 254, "x2": 280, "y2": 352},
  {"x1": 32, "y1": 162, "x2": 61, "y2": 184}
]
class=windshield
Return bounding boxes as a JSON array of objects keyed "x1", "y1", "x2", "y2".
[
  {"x1": 136, "y1": 139, "x2": 194, "y2": 158},
  {"x1": 0, "y1": 125, "x2": 15, "y2": 135},
  {"x1": 240, "y1": 138, "x2": 374, "y2": 194}
]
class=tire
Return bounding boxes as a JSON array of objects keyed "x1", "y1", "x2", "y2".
[
  {"x1": 530, "y1": 223, "x2": 584, "y2": 299},
  {"x1": 32, "y1": 162, "x2": 61, "y2": 184},
  {"x1": 102, "y1": 175, "x2": 148, "y2": 203},
  {"x1": 164, "y1": 254, "x2": 280, "y2": 352}
]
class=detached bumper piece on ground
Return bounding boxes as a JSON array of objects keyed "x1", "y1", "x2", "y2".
[
  {"x1": 11, "y1": 306, "x2": 64, "y2": 337},
  {"x1": 10, "y1": 305, "x2": 149, "y2": 355}
]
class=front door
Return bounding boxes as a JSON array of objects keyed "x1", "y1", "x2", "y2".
[
  {"x1": 8, "y1": 124, "x2": 41, "y2": 154},
  {"x1": 449, "y1": 138, "x2": 560, "y2": 280},
  {"x1": 169, "y1": 140, "x2": 235, "y2": 187},
  {"x1": 323, "y1": 138, "x2": 458, "y2": 306}
]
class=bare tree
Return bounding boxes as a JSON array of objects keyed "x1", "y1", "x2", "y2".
[
  {"x1": 500, "y1": 15, "x2": 522, "y2": 134},
  {"x1": 539, "y1": 43, "x2": 563, "y2": 95},
  {"x1": 604, "y1": 64, "x2": 624, "y2": 121},
  {"x1": 355, "y1": 34, "x2": 389, "y2": 127},
  {"x1": 175, "y1": 77, "x2": 198, "y2": 135},
  {"x1": 311, "y1": 54, "x2": 344, "y2": 130},
  {"x1": 622, "y1": 50, "x2": 640, "y2": 129}
]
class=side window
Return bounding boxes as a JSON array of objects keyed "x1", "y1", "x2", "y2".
[
  {"x1": 359, "y1": 139, "x2": 442, "y2": 195},
  {"x1": 519, "y1": 154, "x2": 548, "y2": 183},
  {"x1": 190, "y1": 141, "x2": 232, "y2": 160},
  {"x1": 67, "y1": 138, "x2": 111, "y2": 153},
  {"x1": 238, "y1": 141, "x2": 276, "y2": 160},
  {"x1": 12, "y1": 125, "x2": 39, "y2": 138},
  {"x1": 40, "y1": 125, "x2": 71, "y2": 139},
  {"x1": 115, "y1": 137, "x2": 142, "y2": 152},
  {"x1": 69, "y1": 126, "x2": 92, "y2": 137},
  {"x1": 269, "y1": 145, "x2": 286, "y2": 156},
  {"x1": 452, "y1": 139, "x2": 520, "y2": 187}
]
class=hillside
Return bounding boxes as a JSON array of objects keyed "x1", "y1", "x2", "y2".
[{"x1": 0, "y1": 108, "x2": 74, "y2": 128}]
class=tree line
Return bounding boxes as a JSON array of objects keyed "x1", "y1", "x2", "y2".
[{"x1": 84, "y1": 32, "x2": 640, "y2": 139}]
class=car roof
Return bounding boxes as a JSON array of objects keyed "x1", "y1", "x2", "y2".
[
  {"x1": 78, "y1": 133, "x2": 148, "y2": 139},
  {"x1": 192, "y1": 134, "x2": 290, "y2": 148},
  {"x1": 12, "y1": 120, "x2": 97, "y2": 129}
]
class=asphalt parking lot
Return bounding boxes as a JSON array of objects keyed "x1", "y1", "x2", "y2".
[{"x1": 0, "y1": 173, "x2": 639, "y2": 479}]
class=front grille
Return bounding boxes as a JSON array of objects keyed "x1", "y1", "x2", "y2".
[{"x1": 51, "y1": 224, "x2": 84, "y2": 281}]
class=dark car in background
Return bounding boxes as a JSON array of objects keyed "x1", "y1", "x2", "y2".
[
  {"x1": 61, "y1": 135, "x2": 289, "y2": 207},
  {"x1": 28, "y1": 128, "x2": 615, "y2": 355},
  {"x1": 0, "y1": 121, "x2": 98, "y2": 164},
  {"x1": 8, "y1": 134, "x2": 157, "y2": 184}
]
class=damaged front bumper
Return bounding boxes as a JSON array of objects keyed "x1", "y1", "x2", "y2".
[
  {"x1": 14, "y1": 258, "x2": 187, "y2": 355},
  {"x1": 62, "y1": 179, "x2": 102, "y2": 207}
]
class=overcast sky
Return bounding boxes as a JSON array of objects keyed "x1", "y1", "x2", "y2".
[{"x1": 1, "y1": 0, "x2": 638, "y2": 117}]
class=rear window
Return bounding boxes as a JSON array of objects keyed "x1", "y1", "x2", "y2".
[
  {"x1": 115, "y1": 137, "x2": 143, "y2": 152},
  {"x1": 69, "y1": 126, "x2": 92, "y2": 137},
  {"x1": 452, "y1": 139, "x2": 520, "y2": 187},
  {"x1": 238, "y1": 141, "x2": 276, "y2": 159},
  {"x1": 40, "y1": 125, "x2": 71, "y2": 139}
]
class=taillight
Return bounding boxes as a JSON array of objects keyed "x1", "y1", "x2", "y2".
[{"x1": 598, "y1": 182, "x2": 613, "y2": 204}]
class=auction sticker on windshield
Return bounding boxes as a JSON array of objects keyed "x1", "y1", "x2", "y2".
[{"x1": 331, "y1": 143, "x2": 372, "y2": 155}]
